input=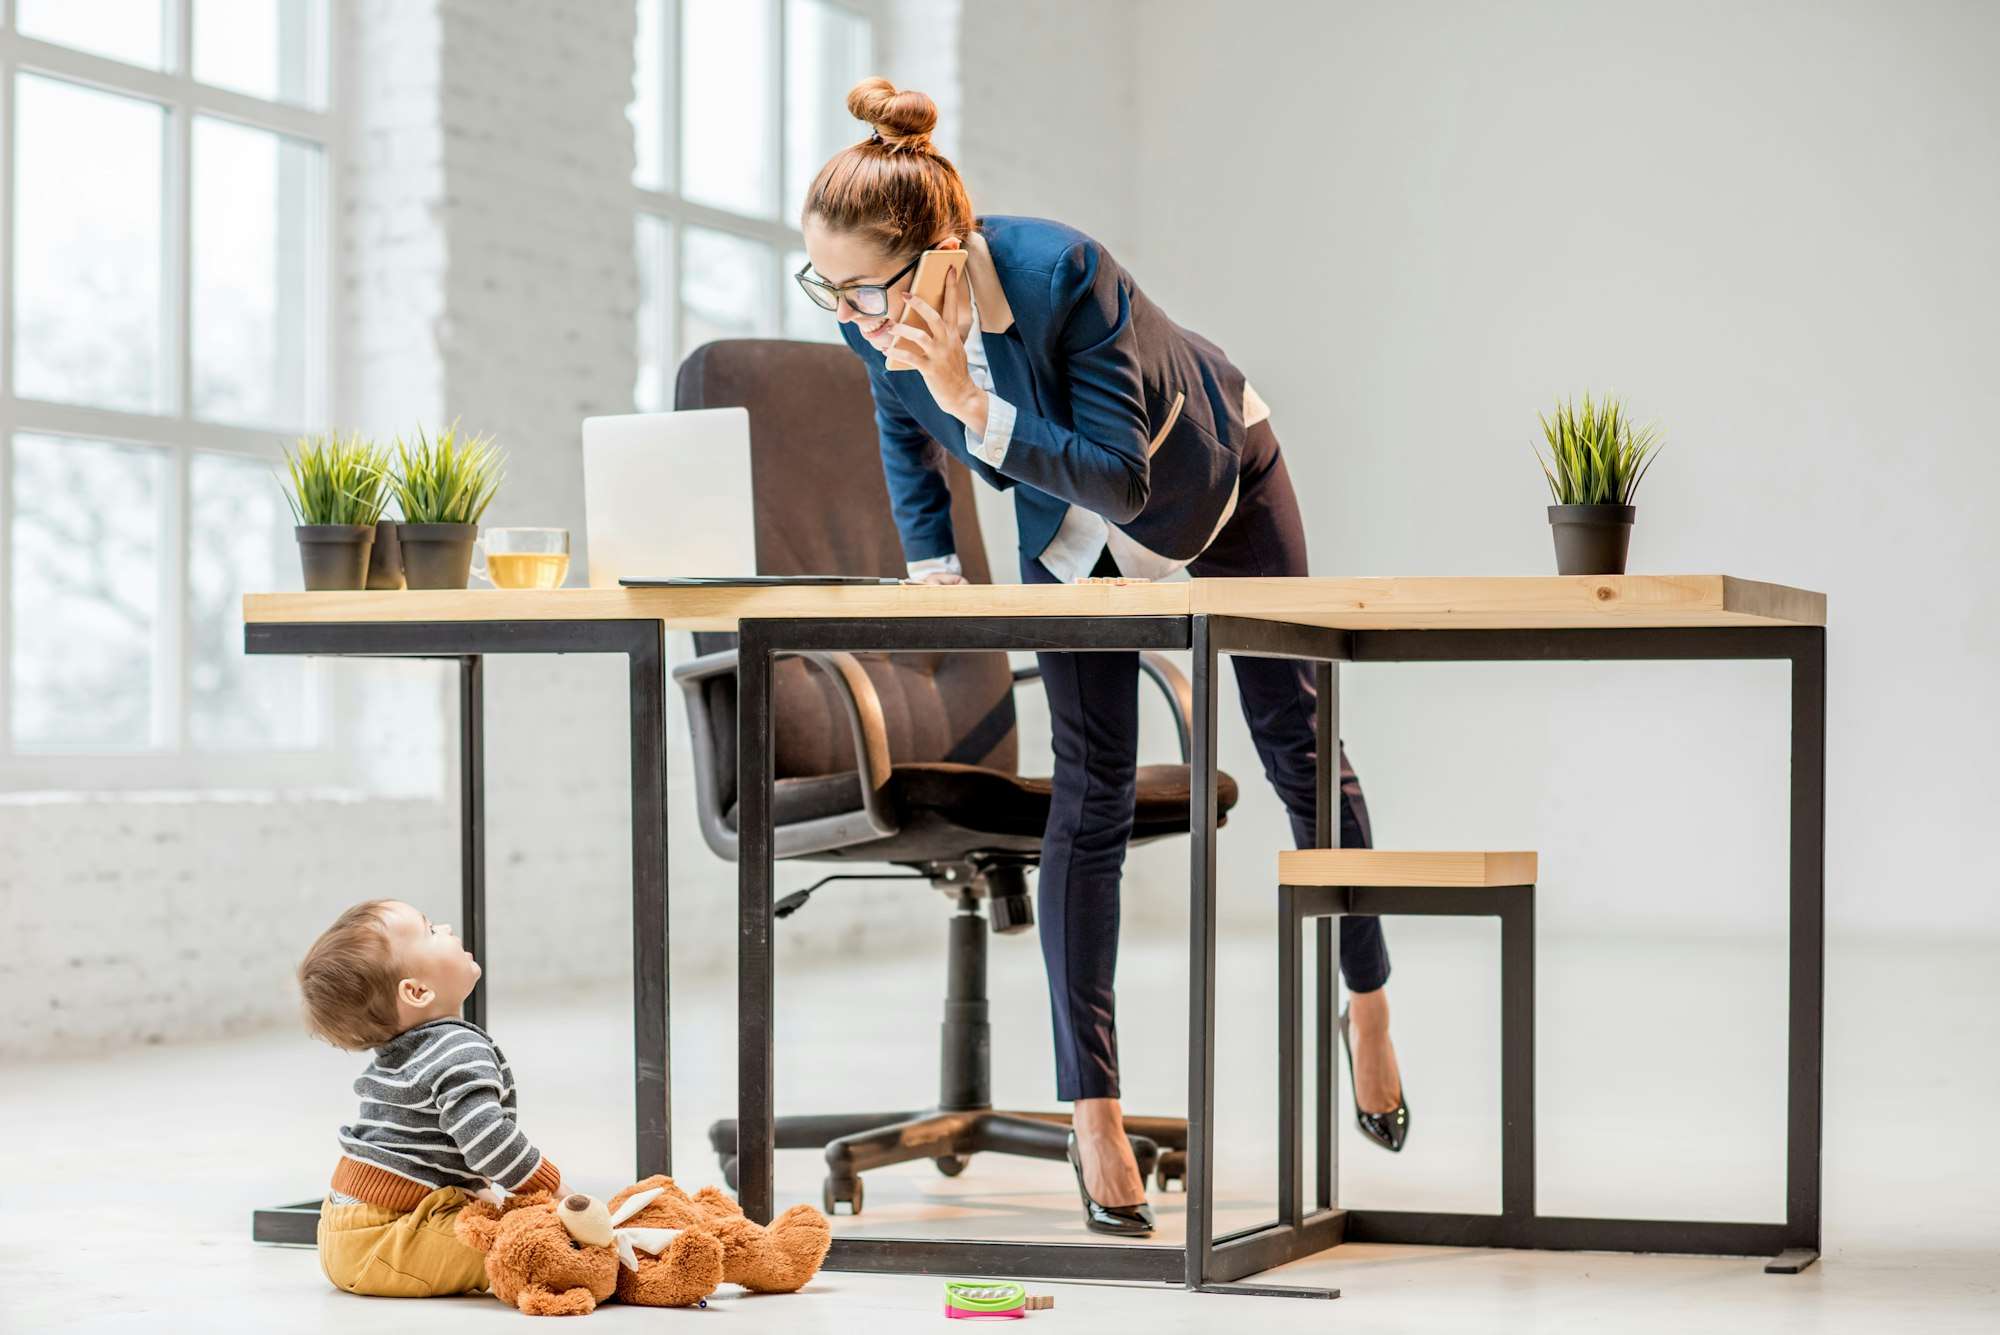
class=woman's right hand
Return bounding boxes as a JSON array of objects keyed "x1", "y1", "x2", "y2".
[{"x1": 909, "y1": 570, "x2": 968, "y2": 585}]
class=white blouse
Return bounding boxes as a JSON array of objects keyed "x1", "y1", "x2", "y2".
[{"x1": 906, "y1": 288, "x2": 1268, "y2": 583}]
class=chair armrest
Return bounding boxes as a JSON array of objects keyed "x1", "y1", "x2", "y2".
[
  {"x1": 673, "y1": 647, "x2": 898, "y2": 839},
  {"x1": 1010, "y1": 651, "x2": 1193, "y2": 763},
  {"x1": 1137, "y1": 652, "x2": 1194, "y2": 762}
]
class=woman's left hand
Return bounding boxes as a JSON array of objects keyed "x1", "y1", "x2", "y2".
[{"x1": 892, "y1": 269, "x2": 988, "y2": 437}]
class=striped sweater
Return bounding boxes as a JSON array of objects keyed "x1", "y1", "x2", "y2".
[{"x1": 330, "y1": 1017, "x2": 561, "y2": 1211}]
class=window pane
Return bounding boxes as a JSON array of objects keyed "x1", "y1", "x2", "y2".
[
  {"x1": 783, "y1": 247, "x2": 840, "y2": 344},
  {"x1": 189, "y1": 452, "x2": 313, "y2": 749},
  {"x1": 17, "y1": 0, "x2": 166, "y2": 69},
  {"x1": 784, "y1": 0, "x2": 872, "y2": 220},
  {"x1": 682, "y1": 228, "x2": 773, "y2": 353},
  {"x1": 631, "y1": 0, "x2": 667, "y2": 189},
  {"x1": 9, "y1": 435, "x2": 166, "y2": 750},
  {"x1": 635, "y1": 215, "x2": 675, "y2": 411},
  {"x1": 681, "y1": 0, "x2": 774, "y2": 216},
  {"x1": 13, "y1": 76, "x2": 166, "y2": 413},
  {"x1": 192, "y1": 117, "x2": 324, "y2": 428},
  {"x1": 194, "y1": 0, "x2": 328, "y2": 108}
]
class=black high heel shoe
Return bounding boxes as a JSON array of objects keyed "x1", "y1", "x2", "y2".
[
  {"x1": 1065, "y1": 1132, "x2": 1156, "y2": 1236},
  {"x1": 1339, "y1": 1006, "x2": 1410, "y2": 1153}
]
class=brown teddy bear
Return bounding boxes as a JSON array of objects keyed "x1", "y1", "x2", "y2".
[
  {"x1": 455, "y1": 1187, "x2": 724, "y2": 1315},
  {"x1": 608, "y1": 1176, "x2": 831, "y2": 1299}
]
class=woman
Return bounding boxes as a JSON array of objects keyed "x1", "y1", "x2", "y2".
[{"x1": 796, "y1": 78, "x2": 1407, "y2": 1235}]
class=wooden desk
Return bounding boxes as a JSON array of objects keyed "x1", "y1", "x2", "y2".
[
  {"x1": 244, "y1": 572, "x2": 1821, "y2": 632},
  {"x1": 242, "y1": 575, "x2": 1826, "y2": 1291}
]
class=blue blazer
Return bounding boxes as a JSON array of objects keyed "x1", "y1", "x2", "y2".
[{"x1": 839, "y1": 215, "x2": 1252, "y2": 569}]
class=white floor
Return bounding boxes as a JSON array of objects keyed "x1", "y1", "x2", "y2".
[{"x1": 4, "y1": 925, "x2": 1997, "y2": 1333}]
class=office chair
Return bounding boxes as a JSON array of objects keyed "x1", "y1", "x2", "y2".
[{"x1": 675, "y1": 339, "x2": 1239, "y2": 1215}]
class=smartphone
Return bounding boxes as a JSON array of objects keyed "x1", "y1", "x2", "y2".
[{"x1": 884, "y1": 247, "x2": 969, "y2": 372}]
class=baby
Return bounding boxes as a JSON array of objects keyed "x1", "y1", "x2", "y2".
[{"x1": 297, "y1": 899, "x2": 563, "y2": 1297}]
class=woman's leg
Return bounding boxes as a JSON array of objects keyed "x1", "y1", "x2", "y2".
[
  {"x1": 1189, "y1": 419, "x2": 1403, "y2": 1112},
  {"x1": 1024, "y1": 553, "x2": 1148, "y2": 1205}
]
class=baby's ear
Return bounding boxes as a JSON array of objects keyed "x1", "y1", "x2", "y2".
[
  {"x1": 397, "y1": 977, "x2": 433, "y2": 1008},
  {"x1": 455, "y1": 1199, "x2": 502, "y2": 1253}
]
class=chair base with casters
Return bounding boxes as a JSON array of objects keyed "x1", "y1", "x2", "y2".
[{"x1": 707, "y1": 860, "x2": 1188, "y2": 1215}]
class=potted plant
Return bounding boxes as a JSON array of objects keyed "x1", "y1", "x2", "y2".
[
  {"x1": 280, "y1": 431, "x2": 391, "y2": 591},
  {"x1": 389, "y1": 421, "x2": 505, "y2": 589},
  {"x1": 1536, "y1": 394, "x2": 1662, "y2": 576},
  {"x1": 366, "y1": 512, "x2": 406, "y2": 590}
]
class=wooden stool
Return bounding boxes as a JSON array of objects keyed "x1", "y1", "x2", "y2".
[{"x1": 1275, "y1": 850, "x2": 1537, "y2": 1245}]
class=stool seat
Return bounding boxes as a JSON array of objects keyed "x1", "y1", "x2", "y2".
[
  {"x1": 1279, "y1": 849, "x2": 1538, "y2": 887},
  {"x1": 1272, "y1": 847, "x2": 1539, "y2": 1252}
]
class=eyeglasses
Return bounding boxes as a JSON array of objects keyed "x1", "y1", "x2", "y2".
[{"x1": 793, "y1": 253, "x2": 922, "y2": 317}]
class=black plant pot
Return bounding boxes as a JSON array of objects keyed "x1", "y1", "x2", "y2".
[
  {"x1": 295, "y1": 524, "x2": 374, "y2": 591},
  {"x1": 365, "y1": 519, "x2": 406, "y2": 590},
  {"x1": 400, "y1": 522, "x2": 478, "y2": 589},
  {"x1": 1547, "y1": 504, "x2": 1635, "y2": 576}
]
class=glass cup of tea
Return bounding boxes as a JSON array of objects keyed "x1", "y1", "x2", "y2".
[{"x1": 474, "y1": 527, "x2": 570, "y2": 589}]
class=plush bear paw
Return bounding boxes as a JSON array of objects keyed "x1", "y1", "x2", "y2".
[
  {"x1": 729, "y1": 1202, "x2": 832, "y2": 1293},
  {"x1": 517, "y1": 1283, "x2": 600, "y2": 1316}
]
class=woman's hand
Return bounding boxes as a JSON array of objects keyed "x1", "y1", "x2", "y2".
[
  {"x1": 892, "y1": 268, "x2": 988, "y2": 438},
  {"x1": 905, "y1": 569, "x2": 968, "y2": 586}
]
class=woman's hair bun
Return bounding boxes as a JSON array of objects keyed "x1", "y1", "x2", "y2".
[{"x1": 846, "y1": 76, "x2": 937, "y2": 151}]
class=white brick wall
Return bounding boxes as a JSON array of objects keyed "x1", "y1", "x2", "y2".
[{"x1": 5, "y1": 0, "x2": 1235, "y2": 1062}]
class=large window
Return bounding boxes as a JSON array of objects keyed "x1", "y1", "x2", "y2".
[
  {"x1": 1, "y1": 1, "x2": 334, "y2": 788},
  {"x1": 631, "y1": 0, "x2": 874, "y2": 411}
]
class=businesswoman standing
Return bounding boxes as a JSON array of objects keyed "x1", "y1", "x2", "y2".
[{"x1": 798, "y1": 79, "x2": 1406, "y2": 1234}]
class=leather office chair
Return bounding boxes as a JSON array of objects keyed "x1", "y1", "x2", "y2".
[{"x1": 676, "y1": 339, "x2": 1240, "y2": 1216}]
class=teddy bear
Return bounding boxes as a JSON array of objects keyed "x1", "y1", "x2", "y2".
[
  {"x1": 607, "y1": 1175, "x2": 831, "y2": 1299},
  {"x1": 455, "y1": 1187, "x2": 725, "y2": 1315}
]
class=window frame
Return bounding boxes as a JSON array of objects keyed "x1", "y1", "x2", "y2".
[
  {"x1": 632, "y1": 0, "x2": 877, "y2": 408},
  {"x1": 0, "y1": 0, "x2": 347, "y2": 792}
]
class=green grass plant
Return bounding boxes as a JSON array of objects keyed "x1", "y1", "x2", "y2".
[
  {"x1": 389, "y1": 421, "x2": 504, "y2": 525},
  {"x1": 1537, "y1": 394, "x2": 1662, "y2": 506},
  {"x1": 280, "y1": 431, "x2": 391, "y2": 526}
]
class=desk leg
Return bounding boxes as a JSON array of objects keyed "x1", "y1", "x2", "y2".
[
  {"x1": 737, "y1": 621, "x2": 777, "y2": 1224},
  {"x1": 1313, "y1": 662, "x2": 1338, "y2": 1216},
  {"x1": 1186, "y1": 617, "x2": 1221, "y2": 1289},
  {"x1": 1775, "y1": 628, "x2": 1826, "y2": 1274},
  {"x1": 630, "y1": 624, "x2": 671, "y2": 1180},
  {"x1": 459, "y1": 656, "x2": 487, "y2": 1029}
]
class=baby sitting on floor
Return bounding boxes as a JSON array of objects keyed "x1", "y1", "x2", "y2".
[{"x1": 297, "y1": 899, "x2": 561, "y2": 1297}]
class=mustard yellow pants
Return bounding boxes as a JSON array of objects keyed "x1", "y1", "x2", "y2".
[{"x1": 317, "y1": 1185, "x2": 490, "y2": 1298}]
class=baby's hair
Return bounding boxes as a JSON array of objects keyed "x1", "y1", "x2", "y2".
[{"x1": 298, "y1": 899, "x2": 403, "y2": 1051}]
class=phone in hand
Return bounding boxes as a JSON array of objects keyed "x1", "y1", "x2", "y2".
[{"x1": 885, "y1": 247, "x2": 969, "y2": 372}]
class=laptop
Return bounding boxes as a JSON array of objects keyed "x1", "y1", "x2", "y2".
[
  {"x1": 581, "y1": 409, "x2": 900, "y2": 589},
  {"x1": 581, "y1": 409, "x2": 759, "y2": 588}
]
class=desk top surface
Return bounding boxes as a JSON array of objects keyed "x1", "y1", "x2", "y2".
[{"x1": 243, "y1": 574, "x2": 1823, "y2": 631}]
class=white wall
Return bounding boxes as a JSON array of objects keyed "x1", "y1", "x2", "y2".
[
  {"x1": 0, "y1": 0, "x2": 1013, "y2": 1060},
  {"x1": 18, "y1": 0, "x2": 1988, "y2": 1064},
  {"x1": 1121, "y1": 0, "x2": 2000, "y2": 942}
]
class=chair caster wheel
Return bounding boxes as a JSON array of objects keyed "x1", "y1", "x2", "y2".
[
  {"x1": 823, "y1": 1175, "x2": 863, "y2": 1216},
  {"x1": 1155, "y1": 1149, "x2": 1187, "y2": 1192},
  {"x1": 721, "y1": 1156, "x2": 738, "y2": 1191},
  {"x1": 934, "y1": 1154, "x2": 970, "y2": 1178}
]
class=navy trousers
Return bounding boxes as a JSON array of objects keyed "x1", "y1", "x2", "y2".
[{"x1": 1024, "y1": 418, "x2": 1389, "y2": 1101}]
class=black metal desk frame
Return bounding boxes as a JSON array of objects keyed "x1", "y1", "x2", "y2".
[
  {"x1": 241, "y1": 619, "x2": 673, "y2": 1245},
  {"x1": 734, "y1": 613, "x2": 1826, "y2": 1295}
]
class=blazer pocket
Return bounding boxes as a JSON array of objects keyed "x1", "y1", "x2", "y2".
[{"x1": 1145, "y1": 390, "x2": 1185, "y2": 457}]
